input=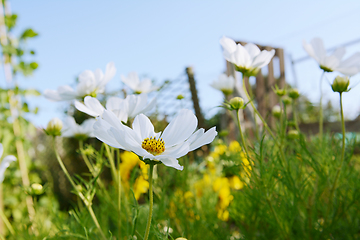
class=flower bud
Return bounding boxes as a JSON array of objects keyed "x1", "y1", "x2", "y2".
[
  {"x1": 287, "y1": 130, "x2": 299, "y2": 139},
  {"x1": 31, "y1": 183, "x2": 44, "y2": 195},
  {"x1": 229, "y1": 97, "x2": 244, "y2": 110},
  {"x1": 331, "y1": 76, "x2": 350, "y2": 93},
  {"x1": 274, "y1": 88, "x2": 286, "y2": 97},
  {"x1": 282, "y1": 96, "x2": 292, "y2": 105},
  {"x1": 272, "y1": 105, "x2": 281, "y2": 118},
  {"x1": 176, "y1": 94, "x2": 184, "y2": 100},
  {"x1": 45, "y1": 118, "x2": 63, "y2": 136},
  {"x1": 288, "y1": 89, "x2": 300, "y2": 99}
]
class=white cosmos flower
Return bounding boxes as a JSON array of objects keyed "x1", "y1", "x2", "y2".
[
  {"x1": 62, "y1": 116, "x2": 96, "y2": 139},
  {"x1": 0, "y1": 144, "x2": 16, "y2": 183},
  {"x1": 74, "y1": 93, "x2": 156, "y2": 123},
  {"x1": 121, "y1": 72, "x2": 159, "y2": 94},
  {"x1": 303, "y1": 38, "x2": 360, "y2": 76},
  {"x1": 44, "y1": 62, "x2": 116, "y2": 101},
  {"x1": 211, "y1": 73, "x2": 235, "y2": 96},
  {"x1": 220, "y1": 36, "x2": 275, "y2": 77},
  {"x1": 93, "y1": 109, "x2": 217, "y2": 170}
]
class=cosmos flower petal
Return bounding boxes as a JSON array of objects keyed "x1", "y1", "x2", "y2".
[
  {"x1": 220, "y1": 36, "x2": 237, "y2": 54},
  {"x1": 0, "y1": 144, "x2": 3, "y2": 159},
  {"x1": 244, "y1": 43, "x2": 261, "y2": 60},
  {"x1": 121, "y1": 72, "x2": 139, "y2": 90},
  {"x1": 252, "y1": 49, "x2": 275, "y2": 68},
  {"x1": 162, "y1": 142, "x2": 190, "y2": 159},
  {"x1": 132, "y1": 114, "x2": 156, "y2": 141},
  {"x1": 188, "y1": 127, "x2": 218, "y2": 151},
  {"x1": 75, "y1": 96, "x2": 105, "y2": 117},
  {"x1": 161, "y1": 109, "x2": 198, "y2": 147},
  {"x1": 105, "y1": 97, "x2": 125, "y2": 111},
  {"x1": 0, "y1": 154, "x2": 16, "y2": 183},
  {"x1": 101, "y1": 62, "x2": 116, "y2": 86},
  {"x1": 93, "y1": 118, "x2": 124, "y2": 148},
  {"x1": 43, "y1": 89, "x2": 63, "y2": 101},
  {"x1": 155, "y1": 156, "x2": 184, "y2": 170},
  {"x1": 310, "y1": 38, "x2": 326, "y2": 62},
  {"x1": 233, "y1": 44, "x2": 251, "y2": 68}
]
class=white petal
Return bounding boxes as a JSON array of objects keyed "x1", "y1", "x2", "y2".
[
  {"x1": 252, "y1": 49, "x2": 275, "y2": 68},
  {"x1": 161, "y1": 142, "x2": 190, "y2": 159},
  {"x1": 188, "y1": 127, "x2": 217, "y2": 151},
  {"x1": 132, "y1": 114, "x2": 156, "y2": 140},
  {"x1": 93, "y1": 118, "x2": 124, "y2": 149},
  {"x1": 233, "y1": 44, "x2": 251, "y2": 68},
  {"x1": 43, "y1": 89, "x2": 63, "y2": 101},
  {"x1": 155, "y1": 156, "x2": 183, "y2": 170},
  {"x1": 161, "y1": 109, "x2": 197, "y2": 147},
  {"x1": 220, "y1": 36, "x2": 237, "y2": 54},
  {"x1": 310, "y1": 38, "x2": 326, "y2": 62},
  {"x1": 106, "y1": 97, "x2": 125, "y2": 111},
  {"x1": 75, "y1": 96, "x2": 105, "y2": 117},
  {"x1": 62, "y1": 116, "x2": 79, "y2": 137},
  {"x1": 0, "y1": 144, "x2": 3, "y2": 158},
  {"x1": 102, "y1": 62, "x2": 116, "y2": 85},
  {"x1": 0, "y1": 155, "x2": 16, "y2": 183},
  {"x1": 244, "y1": 43, "x2": 261, "y2": 60},
  {"x1": 81, "y1": 118, "x2": 96, "y2": 137}
]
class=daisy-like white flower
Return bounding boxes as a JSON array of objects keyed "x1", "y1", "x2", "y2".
[
  {"x1": 211, "y1": 73, "x2": 235, "y2": 96},
  {"x1": 303, "y1": 38, "x2": 360, "y2": 76},
  {"x1": 75, "y1": 93, "x2": 156, "y2": 123},
  {"x1": 121, "y1": 72, "x2": 158, "y2": 94},
  {"x1": 44, "y1": 62, "x2": 116, "y2": 101},
  {"x1": 93, "y1": 109, "x2": 217, "y2": 170},
  {"x1": 0, "y1": 144, "x2": 16, "y2": 183},
  {"x1": 62, "y1": 116, "x2": 96, "y2": 140},
  {"x1": 220, "y1": 36, "x2": 275, "y2": 77}
]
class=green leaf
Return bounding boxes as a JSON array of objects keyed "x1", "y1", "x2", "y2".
[
  {"x1": 20, "y1": 28, "x2": 38, "y2": 40},
  {"x1": 30, "y1": 62, "x2": 38, "y2": 69},
  {"x1": 4, "y1": 14, "x2": 17, "y2": 31}
]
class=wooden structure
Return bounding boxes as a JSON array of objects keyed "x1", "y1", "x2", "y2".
[{"x1": 226, "y1": 42, "x2": 286, "y2": 128}]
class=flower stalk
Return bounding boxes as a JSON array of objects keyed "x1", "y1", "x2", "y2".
[
  {"x1": 143, "y1": 163, "x2": 154, "y2": 240},
  {"x1": 319, "y1": 71, "x2": 325, "y2": 139},
  {"x1": 53, "y1": 137, "x2": 107, "y2": 240}
]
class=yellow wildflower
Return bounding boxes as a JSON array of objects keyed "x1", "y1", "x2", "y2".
[
  {"x1": 133, "y1": 175, "x2": 149, "y2": 200},
  {"x1": 229, "y1": 175, "x2": 244, "y2": 190}
]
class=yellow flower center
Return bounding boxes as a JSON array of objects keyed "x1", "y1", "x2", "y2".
[{"x1": 141, "y1": 137, "x2": 165, "y2": 155}]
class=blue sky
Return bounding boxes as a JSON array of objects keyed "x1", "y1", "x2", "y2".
[{"x1": 4, "y1": 0, "x2": 360, "y2": 126}]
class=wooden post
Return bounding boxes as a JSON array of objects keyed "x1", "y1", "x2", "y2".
[
  {"x1": 265, "y1": 46, "x2": 276, "y2": 128},
  {"x1": 186, "y1": 67, "x2": 205, "y2": 129}
]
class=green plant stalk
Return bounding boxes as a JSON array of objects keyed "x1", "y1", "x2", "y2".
[
  {"x1": 328, "y1": 92, "x2": 346, "y2": 209},
  {"x1": 244, "y1": 76, "x2": 260, "y2": 139},
  {"x1": 235, "y1": 109, "x2": 249, "y2": 159},
  {"x1": 319, "y1": 71, "x2": 325, "y2": 138},
  {"x1": 241, "y1": 76, "x2": 287, "y2": 165},
  {"x1": 116, "y1": 148, "x2": 122, "y2": 240},
  {"x1": 143, "y1": 163, "x2": 154, "y2": 240},
  {"x1": 292, "y1": 100, "x2": 300, "y2": 132},
  {"x1": 0, "y1": 207, "x2": 14, "y2": 235},
  {"x1": 104, "y1": 144, "x2": 119, "y2": 185},
  {"x1": 53, "y1": 137, "x2": 107, "y2": 240},
  {"x1": 8, "y1": 90, "x2": 36, "y2": 227},
  {"x1": 266, "y1": 197, "x2": 288, "y2": 239},
  {"x1": 79, "y1": 141, "x2": 113, "y2": 206},
  {"x1": 242, "y1": 76, "x2": 276, "y2": 141}
]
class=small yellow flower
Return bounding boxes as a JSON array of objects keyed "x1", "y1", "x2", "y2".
[
  {"x1": 229, "y1": 175, "x2": 244, "y2": 190},
  {"x1": 228, "y1": 141, "x2": 242, "y2": 153},
  {"x1": 133, "y1": 175, "x2": 149, "y2": 200}
]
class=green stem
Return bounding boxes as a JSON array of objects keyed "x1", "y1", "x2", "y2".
[
  {"x1": 292, "y1": 101, "x2": 300, "y2": 132},
  {"x1": 104, "y1": 144, "x2": 119, "y2": 185},
  {"x1": 245, "y1": 76, "x2": 260, "y2": 139},
  {"x1": 235, "y1": 109, "x2": 249, "y2": 159},
  {"x1": 0, "y1": 208, "x2": 14, "y2": 235},
  {"x1": 319, "y1": 71, "x2": 325, "y2": 138},
  {"x1": 329, "y1": 92, "x2": 346, "y2": 209},
  {"x1": 242, "y1": 76, "x2": 276, "y2": 141},
  {"x1": 143, "y1": 163, "x2": 154, "y2": 240},
  {"x1": 116, "y1": 149, "x2": 122, "y2": 239},
  {"x1": 53, "y1": 137, "x2": 107, "y2": 240}
]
